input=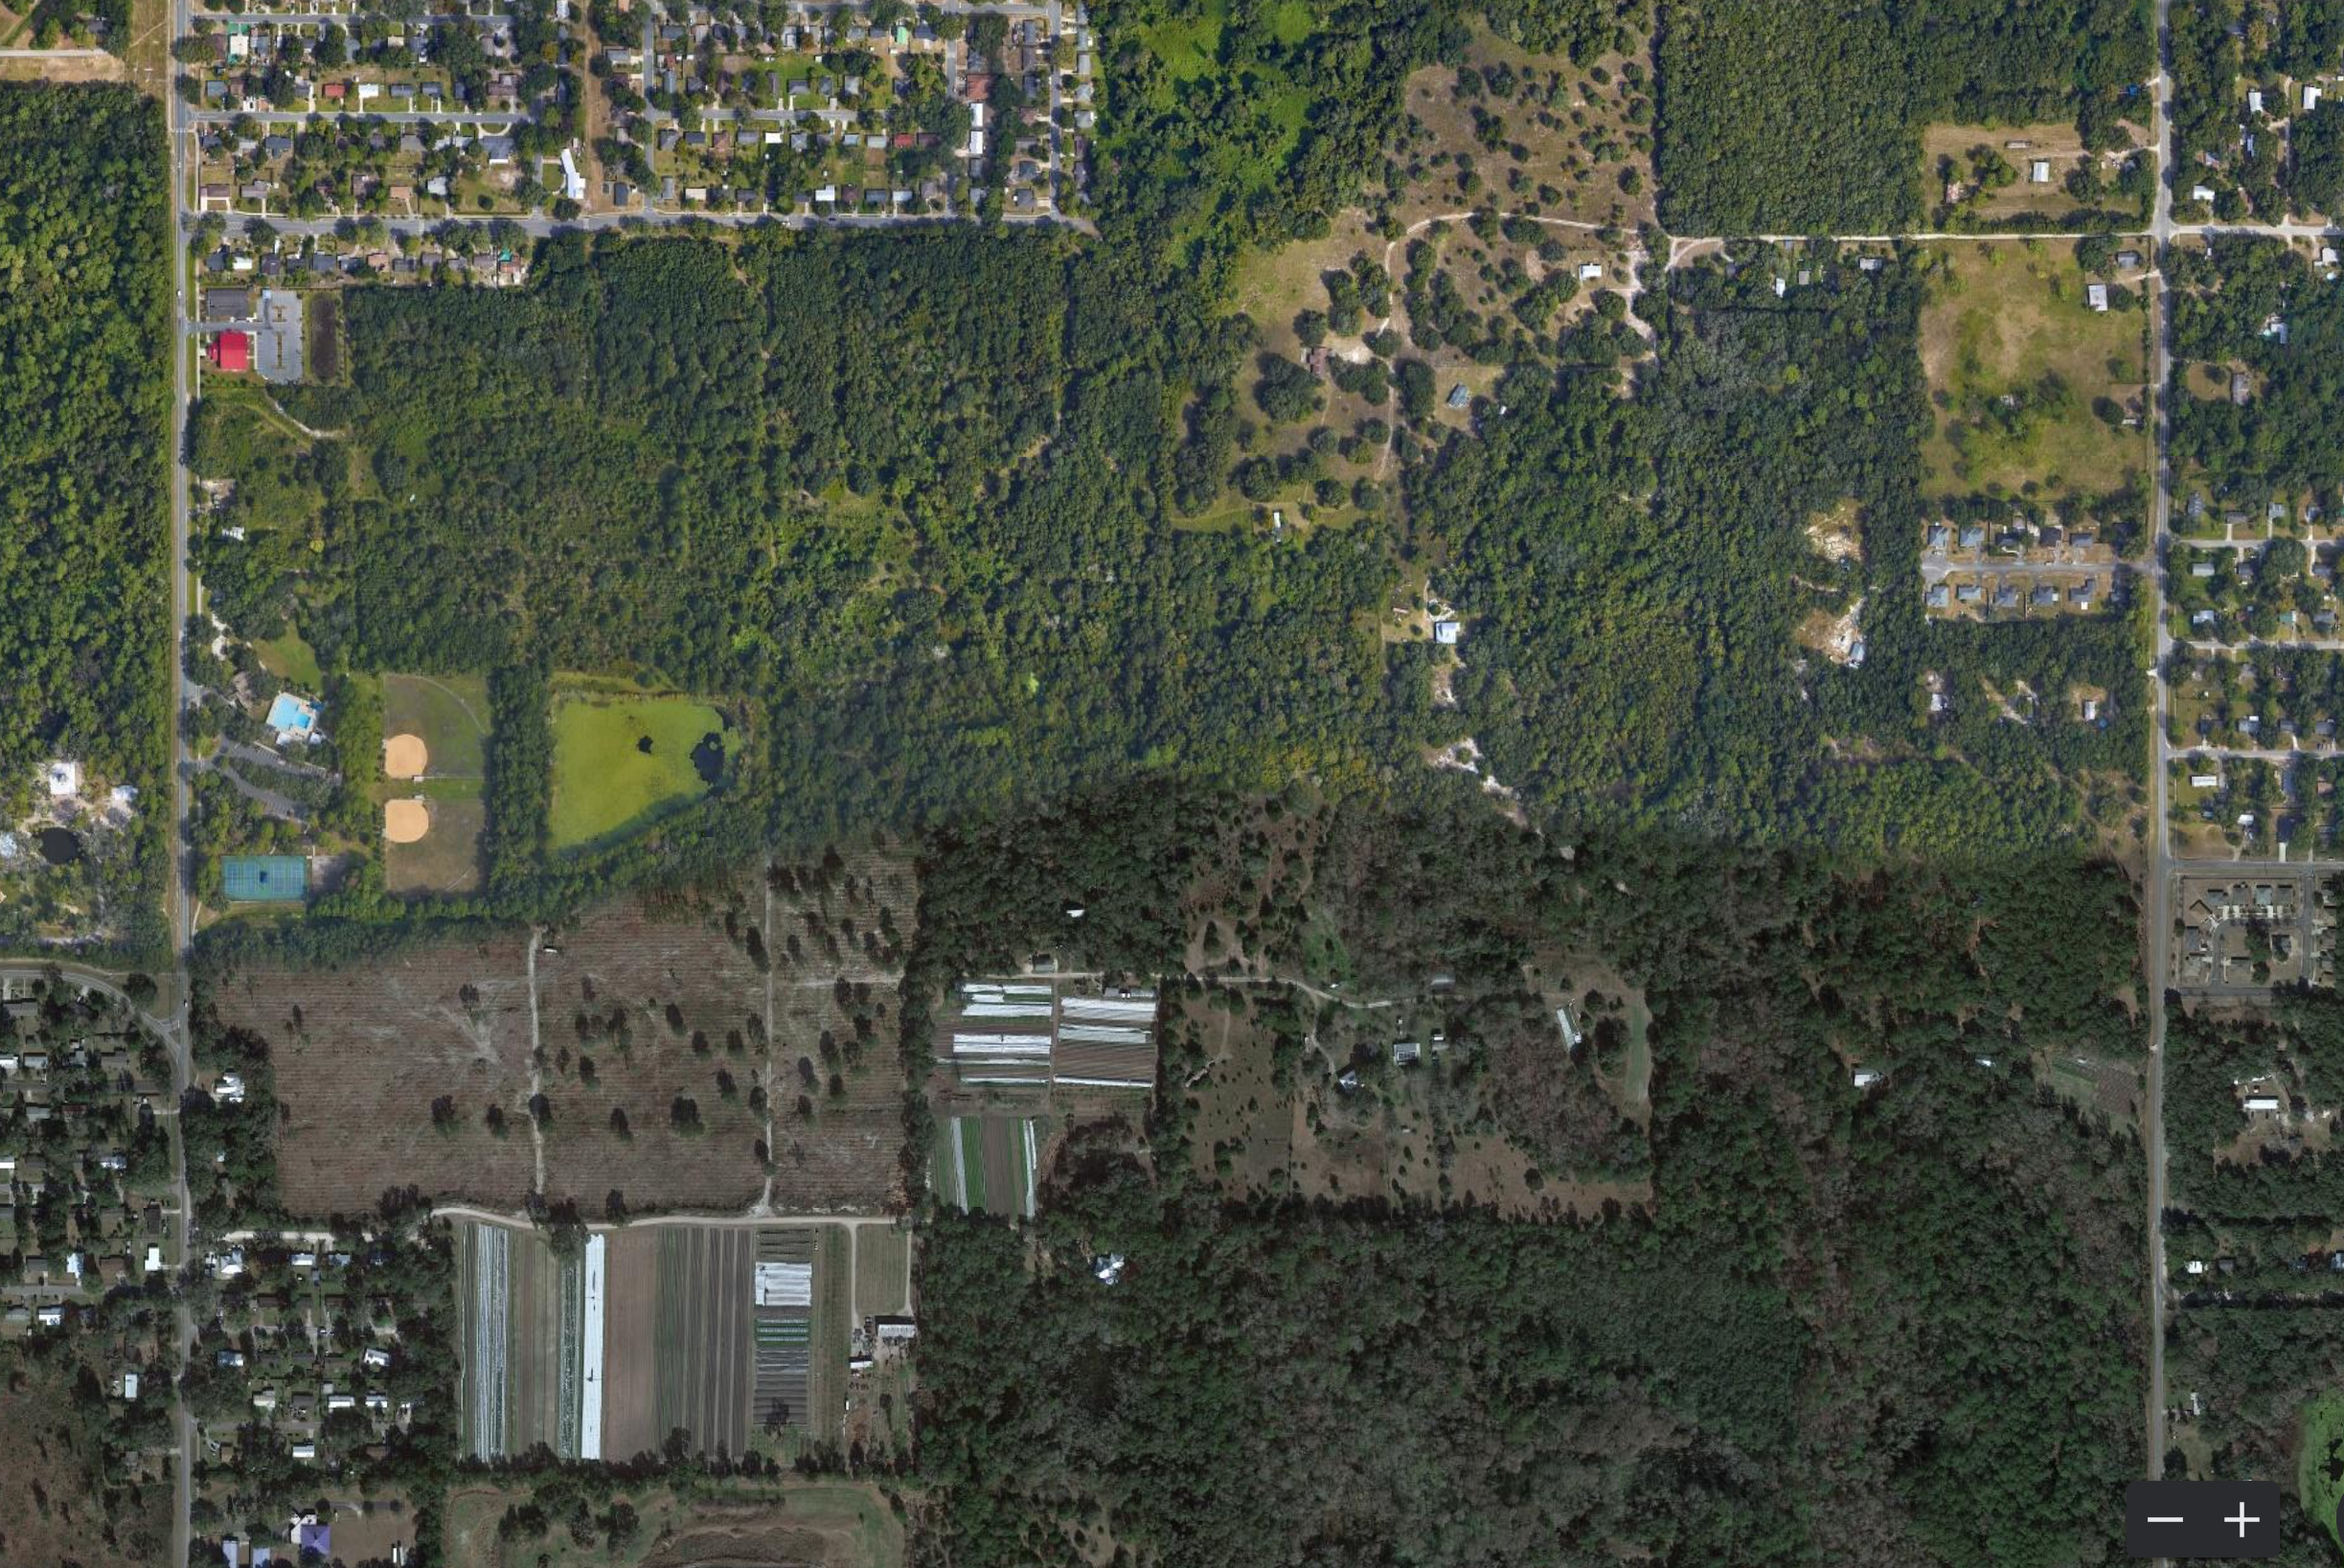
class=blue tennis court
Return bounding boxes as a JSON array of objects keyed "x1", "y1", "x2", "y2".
[{"x1": 220, "y1": 853, "x2": 307, "y2": 903}]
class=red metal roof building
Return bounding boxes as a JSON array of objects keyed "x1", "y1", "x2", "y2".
[{"x1": 210, "y1": 330, "x2": 250, "y2": 373}]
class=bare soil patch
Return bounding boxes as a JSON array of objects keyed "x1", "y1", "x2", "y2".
[
  {"x1": 385, "y1": 732, "x2": 429, "y2": 780},
  {"x1": 0, "y1": 50, "x2": 127, "y2": 84}
]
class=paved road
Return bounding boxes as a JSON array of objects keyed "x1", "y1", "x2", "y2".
[
  {"x1": 206, "y1": 758, "x2": 311, "y2": 821},
  {"x1": 165, "y1": 0, "x2": 203, "y2": 1544},
  {"x1": 189, "y1": 9, "x2": 509, "y2": 20},
  {"x1": 431, "y1": 1202, "x2": 902, "y2": 1230},
  {"x1": 2144, "y1": 0, "x2": 2179, "y2": 1520},
  {"x1": 216, "y1": 736, "x2": 333, "y2": 778},
  {"x1": 1918, "y1": 553, "x2": 2108, "y2": 582},
  {"x1": 2177, "y1": 748, "x2": 2324, "y2": 767},
  {"x1": 189, "y1": 206, "x2": 973, "y2": 238},
  {"x1": 2180, "y1": 637, "x2": 2344, "y2": 655},
  {"x1": 192, "y1": 108, "x2": 522, "y2": 125}
]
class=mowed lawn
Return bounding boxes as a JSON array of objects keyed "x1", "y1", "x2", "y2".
[
  {"x1": 1919, "y1": 241, "x2": 2151, "y2": 499},
  {"x1": 548, "y1": 693, "x2": 738, "y2": 852},
  {"x1": 251, "y1": 625, "x2": 323, "y2": 690}
]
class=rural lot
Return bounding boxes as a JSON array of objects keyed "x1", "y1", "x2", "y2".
[{"x1": 210, "y1": 852, "x2": 917, "y2": 1216}]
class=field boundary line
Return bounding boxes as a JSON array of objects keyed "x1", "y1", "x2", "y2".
[
  {"x1": 432, "y1": 1203, "x2": 901, "y2": 1230},
  {"x1": 405, "y1": 670, "x2": 488, "y2": 738},
  {"x1": 525, "y1": 927, "x2": 546, "y2": 1196},
  {"x1": 756, "y1": 869, "x2": 777, "y2": 1215}
]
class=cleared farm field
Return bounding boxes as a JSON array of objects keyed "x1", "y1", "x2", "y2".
[
  {"x1": 213, "y1": 935, "x2": 538, "y2": 1216},
  {"x1": 602, "y1": 1225, "x2": 754, "y2": 1462},
  {"x1": 933, "y1": 1116, "x2": 1039, "y2": 1218},
  {"x1": 211, "y1": 852, "x2": 919, "y2": 1218},
  {"x1": 456, "y1": 1219, "x2": 588, "y2": 1460},
  {"x1": 653, "y1": 1227, "x2": 753, "y2": 1459},
  {"x1": 761, "y1": 848, "x2": 921, "y2": 1213},
  {"x1": 853, "y1": 1224, "x2": 911, "y2": 1319},
  {"x1": 807, "y1": 1225, "x2": 853, "y2": 1443},
  {"x1": 751, "y1": 1228, "x2": 815, "y2": 1438},
  {"x1": 535, "y1": 891, "x2": 772, "y2": 1214}
]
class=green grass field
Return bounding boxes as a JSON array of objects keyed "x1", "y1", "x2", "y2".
[
  {"x1": 1140, "y1": 0, "x2": 1225, "y2": 80},
  {"x1": 808, "y1": 1226, "x2": 853, "y2": 1443},
  {"x1": 2301, "y1": 1391, "x2": 2344, "y2": 1550},
  {"x1": 1918, "y1": 241, "x2": 2151, "y2": 499},
  {"x1": 251, "y1": 625, "x2": 322, "y2": 690},
  {"x1": 853, "y1": 1225, "x2": 911, "y2": 1318},
  {"x1": 548, "y1": 693, "x2": 737, "y2": 852}
]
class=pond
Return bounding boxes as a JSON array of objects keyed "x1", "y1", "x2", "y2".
[
  {"x1": 690, "y1": 731, "x2": 726, "y2": 786},
  {"x1": 35, "y1": 827, "x2": 82, "y2": 867}
]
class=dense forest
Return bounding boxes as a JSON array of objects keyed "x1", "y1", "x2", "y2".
[
  {"x1": 213, "y1": 226, "x2": 2148, "y2": 935},
  {"x1": 0, "y1": 86, "x2": 172, "y2": 963},
  {"x1": 913, "y1": 795, "x2": 2149, "y2": 1567},
  {"x1": 1654, "y1": 0, "x2": 2152, "y2": 232}
]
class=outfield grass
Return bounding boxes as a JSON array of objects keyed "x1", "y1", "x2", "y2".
[
  {"x1": 384, "y1": 795, "x2": 485, "y2": 895},
  {"x1": 384, "y1": 671, "x2": 489, "y2": 778},
  {"x1": 547, "y1": 693, "x2": 737, "y2": 852},
  {"x1": 1918, "y1": 241, "x2": 2151, "y2": 499}
]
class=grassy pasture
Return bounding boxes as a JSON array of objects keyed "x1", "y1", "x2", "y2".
[
  {"x1": 548, "y1": 690, "x2": 738, "y2": 851},
  {"x1": 1917, "y1": 240, "x2": 2151, "y2": 499},
  {"x1": 446, "y1": 1477, "x2": 903, "y2": 1568},
  {"x1": 853, "y1": 1224, "x2": 912, "y2": 1318},
  {"x1": 808, "y1": 1224, "x2": 853, "y2": 1442},
  {"x1": 2301, "y1": 1393, "x2": 2344, "y2": 1551},
  {"x1": 1392, "y1": 22, "x2": 1656, "y2": 229}
]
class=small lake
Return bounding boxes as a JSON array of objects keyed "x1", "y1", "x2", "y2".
[
  {"x1": 690, "y1": 731, "x2": 726, "y2": 786},
  {"x1": 35, "y1": 827, "x2": 82, "y2": 867}
]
